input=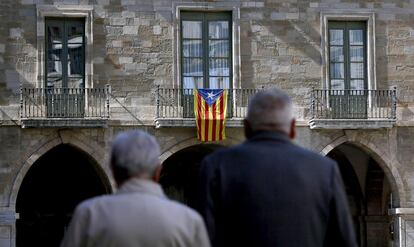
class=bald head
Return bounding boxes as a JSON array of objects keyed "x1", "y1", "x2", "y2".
[
  {"x1": 246, "y1": 88, "x2": 295, "y2": 136},
  {"x1": 110, "y1": 130, "x2": 161, "y2": 185}
]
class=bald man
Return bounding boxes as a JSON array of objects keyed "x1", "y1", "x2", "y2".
[{"x1": 198, "y1": 89, "x2": 357, "y2": 247}]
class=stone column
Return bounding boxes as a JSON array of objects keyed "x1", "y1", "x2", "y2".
[
  {"x1": 0, "y1": 209, "x2": 16, "y2": 247},
  {"x1": 389, "y1": 208, "x2": 414, "y2": 247}
]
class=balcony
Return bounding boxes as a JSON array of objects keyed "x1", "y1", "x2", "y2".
[
  {"x1": 309, "y1": 89, "x2": 397, "y2": 129},
  {"x1": 155, "y1": 87, "x2": 261, "y2": 128},
  {"x1": 20, "y1": 86, "x2": 110, "y2": 128}
]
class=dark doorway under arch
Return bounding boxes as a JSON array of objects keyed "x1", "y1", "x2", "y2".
[
  {"x1": 327, "y1": 143, "x2": 393, "y2": 247},
  {"x1": 160, "y1": 144, "x2": 223, "y2": 209},
  {"x1": 16, "y1": 144, "x2": 111, "y2": 247}
]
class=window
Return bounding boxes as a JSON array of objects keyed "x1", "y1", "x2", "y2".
[
  {"x1": 328, "y1": 21, "x2": 367, "y2": 93},
  {"x1": 45, "y1": 18, "x2": 85, "y2": 89},
  {"x1": 181, "y1": 12, "x2": 232, "y2": 90}
]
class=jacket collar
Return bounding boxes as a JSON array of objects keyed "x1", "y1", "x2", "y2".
[
  {"x1": 116, "y1": 178, "x2": 166, "y2": 198},
  {"x1": 247, "y1": 131, "x2": 291, "y2": 144}
]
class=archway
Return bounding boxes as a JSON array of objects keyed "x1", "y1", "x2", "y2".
[
  {"x1": 327, "y1": 143, "x2": 393, "y2": 247},
  {"x1": 16, "y1": 144, "x2": 111, "y2": 247},
  {"x1": 160, "y1": 144, "x2": 223, "y2": 208}
]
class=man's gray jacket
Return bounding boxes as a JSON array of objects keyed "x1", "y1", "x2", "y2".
[
  {"x1": 61, "y1": 178, "x2": 210, "y2": 247},
  {"x1": 198, "y1": 131, "x2": 357, "y2": 247}
]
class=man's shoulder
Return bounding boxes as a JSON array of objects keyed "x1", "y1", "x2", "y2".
[
  {"x1": 159, "y1": 197, "x2": 204, "y2": 222},
  {"x1": 74, "y1": 194, "x2": 113, "y2": 213},
  {"x1": 204, "y1": 140, "x2": 335, "y2": 169}
]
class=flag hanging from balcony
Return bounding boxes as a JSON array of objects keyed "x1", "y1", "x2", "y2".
[{"x1": 194, "y1": 89, "x2": 228, "y2": 142}]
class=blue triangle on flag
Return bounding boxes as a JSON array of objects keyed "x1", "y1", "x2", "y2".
[{"x1": 198, "y1": 89, "x2": 224, "y2": 106}]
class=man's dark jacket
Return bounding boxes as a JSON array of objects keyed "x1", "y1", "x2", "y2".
[{"x1": 198, "y1": 131, "x2": 357, "y2": 247}]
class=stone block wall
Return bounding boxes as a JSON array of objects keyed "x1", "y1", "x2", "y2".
[{"x1": 1, "y1": 0, "x2": 414, "y2": 246}]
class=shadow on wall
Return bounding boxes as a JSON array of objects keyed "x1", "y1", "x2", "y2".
[{"x1": 240, "y1": 8, "x2": 322, "y2": 120}]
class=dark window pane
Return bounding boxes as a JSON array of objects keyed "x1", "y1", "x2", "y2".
[
  {"x1": 47, "y1": 51, "x2": 62, "y2": 74},
  {"x1": 68, "y1": 46, "x2": 84, "y2": 76},
  {"x1": 68, "y1": 22, "x2": 84, "y2": 43},
  {"x1": 349, "y1": 30, "x2": 363, "y2": 45},
  {"x1": 183, "y1": 40, "x2": 203, "y2": 57},
  {"x1": 47, "y1": 25, "x2": 63, "y2": 40},
  {"x1": 350, "y1": 46, "x2": 364, "y2": 62},
  {"x1": 182, "y1": 21, "x2": 202, "y2": 39},
  {"x1": 330, "y1": 46, "x2": 344, "y2": 62},
  {"x1": 183, "y1": 58, "x2": 203, "y2": 76},
  {"x1": 209, "y1": 40, "x2": 229, "y2": 57},
  {"x1": 350, "y1": 79, "x2": 365, "y2": 91},
  {"x1": 330, "y1": 79, "x2": 345, "y2": 91},
  {"x1": 47, "y1": 23, "x2": 63, "y2": 88},
  {"x1": 47, "y1": 77, "x2": 63, "y2": 88},
  {"x1": 209, "y1": 77, "x2": 230, "y2": 89},
  {"x1": 67, "y1": 77, "x2": 84, "y2": 88},
  {"x1": 209, "y1": 21, "x2": 229, "y2": 39},
  {"x1": 330, "y1": 63, "x2": 344, "y2": 78},
  {"x1": 350, "y1": 63, "x2": 364, "y2": 78},
  {"x1": 329, "y1": 29, "x2": 343, "y2": 45},
  {"x1": 209, "y1": 59, "x2": 229, "y2": 76},
  {"x1": 183, "y1": 77, "x2": 203, "y2": 89}
]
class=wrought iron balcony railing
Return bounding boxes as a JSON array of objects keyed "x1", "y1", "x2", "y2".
[
  {"x1": 21, "y1": 86, "x2": 110, "y2": 119},
  {"x1": 156, "y1": 87, "x2": 261, "y2": 119},
  {"x1": 311, "y1": 89, "x2": 397, "y2": 120}
]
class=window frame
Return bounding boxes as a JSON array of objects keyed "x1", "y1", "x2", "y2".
[
  {"x1": 328, "y1": 21, "x2": 367, "y2": 92},
  {"x1": 180, "y1": 11, "x2": 233, "y2": 89},
  {"x1": 36, "y1": 5, "x2": 93, "y2": 89},
  {"x1": 45, "y1": 17, "x2": 86, "y2": 89},
  {"x1": 321, "y1": 12, "x2": 376, "y2": 91},
  {"x1": 173, "y1": 3, "x2": 241, "y2": 90}
]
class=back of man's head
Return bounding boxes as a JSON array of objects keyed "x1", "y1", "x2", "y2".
[
  {"x1": 110, "y1": 130, "x2": 161, "y2": 185},
  {"x1": 246, "y1": 88, "x2": 294, "y2": 136}
]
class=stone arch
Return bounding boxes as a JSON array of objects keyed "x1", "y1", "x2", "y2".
[
  {"x1": 319, "y1": 135, "x2": 404, "y2": 208},
  {"x1": 160, "y1": 136, "x2": 241, "y2": 164},
  {"x1": 8, "y1": 130, "x2": 114, "y2": 210}
]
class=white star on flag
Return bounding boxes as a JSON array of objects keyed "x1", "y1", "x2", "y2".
[{"x1": 207, "y1": 92, "x2": 215, "y2": 99}]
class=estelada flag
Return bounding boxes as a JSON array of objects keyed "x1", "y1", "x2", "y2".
[{"x1": 194, "y1": 89, "x2": 228, "y2": 142}]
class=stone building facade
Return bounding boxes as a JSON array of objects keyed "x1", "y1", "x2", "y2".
[{"x1": 0, "y1": 0, "x2": 414, "y2": 246}]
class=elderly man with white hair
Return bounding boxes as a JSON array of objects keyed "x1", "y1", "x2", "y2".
[
  {"x1": 198, "y1": 88, "x2": 357, "y2": 247},
  {"x1": 61, "y1": 130, "x2": 210, "y2": 247}
]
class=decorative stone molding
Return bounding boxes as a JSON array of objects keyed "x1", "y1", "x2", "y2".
[
  {"x1": 319, "y1": 133, "x2": 404, "y2": 208},
  {"x1": 8, "y1": 130, "x2": 114, "y2": 210}
]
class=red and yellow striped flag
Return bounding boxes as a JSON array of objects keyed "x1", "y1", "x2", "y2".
[{"x1": 194, "y1": 89, "x2": 228, "y2": 142}]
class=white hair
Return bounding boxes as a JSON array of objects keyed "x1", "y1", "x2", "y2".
[
  {"x1": 110, "y1": 130, "x2": 160, "y2": 177},
  {"x1": 247, "y1": 88, "x2": 294, "y2": 131}
]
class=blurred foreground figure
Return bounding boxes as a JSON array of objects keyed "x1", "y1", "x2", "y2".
[
  {"x1": 198, "y1": 89, "x2": 357, "y2": 247},
  {"x1": 61, "y1": 130, "x2": 210, "y2": 247}
]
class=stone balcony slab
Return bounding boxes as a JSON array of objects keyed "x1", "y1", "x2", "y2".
[
  {"x1": 21, "y1": 118, "x2": 108, "y2": 128},
  {"x1": 309, "y1": 119, "x2": 396, "y2": 129}
]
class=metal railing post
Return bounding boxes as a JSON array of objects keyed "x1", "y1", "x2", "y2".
[
  {"x1": 20, "y1": 85, "x2": 23, "y2": 119},
  {"x1": 311, "y1": 88, "x2": 315, "y2": 119},
  {"x1": 392, "y1": 86, "x2": 397, "y2": 119},
  {"x1": 106, "y1": 84, "x2": 111, "y2": 118},
  {"x1": 156, "y1": 85, "x2": 160, "y2": 118}
]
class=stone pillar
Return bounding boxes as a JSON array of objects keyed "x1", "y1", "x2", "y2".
[
  {"x1": 0, "y1": 210, "x2": 16, "y2": 247},
  {"x1": 389, "y1": 208, "x2": 414, "y2": 247}
]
